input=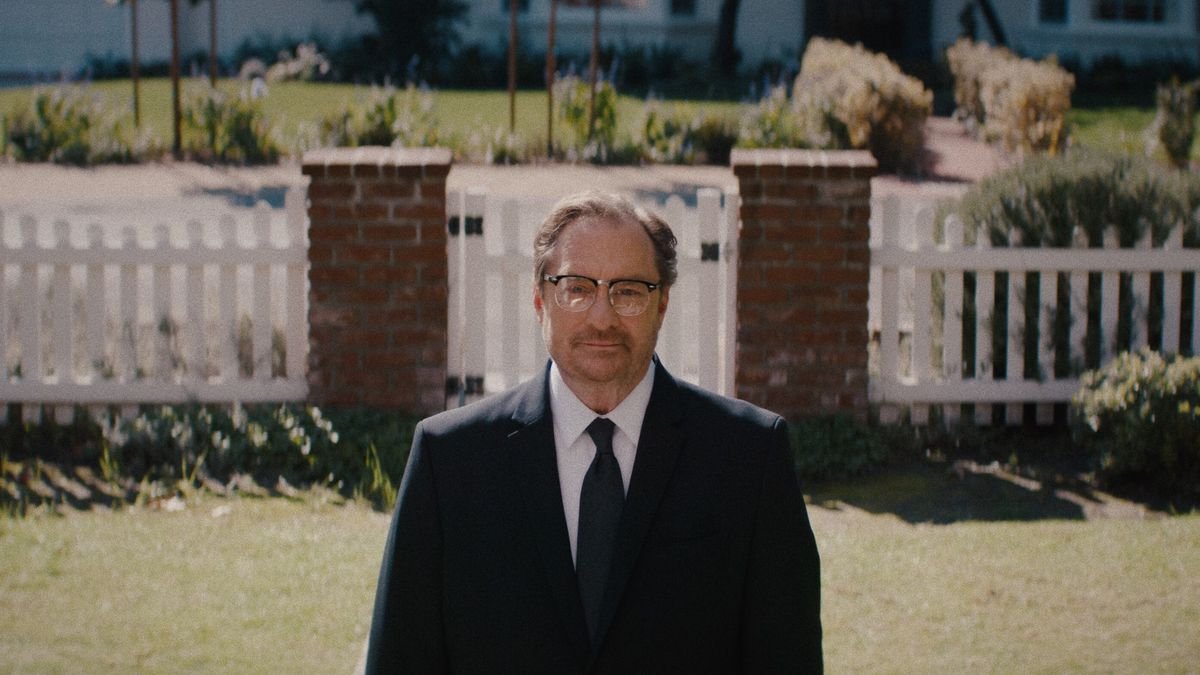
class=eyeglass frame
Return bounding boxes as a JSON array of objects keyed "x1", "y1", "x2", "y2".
[{"x1": 541, "y1": 274, "x2": 663, "y2": 317}]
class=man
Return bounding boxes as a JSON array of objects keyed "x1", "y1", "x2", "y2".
[{"x1": 365, "y1": 191, "x2": 822, "y2": 673}]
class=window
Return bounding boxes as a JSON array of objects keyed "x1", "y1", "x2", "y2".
[
  {"x1": 1093, "y1": 0, "x2": 1166, "y2": 22},
  {"x1": 501, "y1": 0, "x2": 530, "y2": 13},
  {"x1": 670, "y1": 0, "x2": 696, "y2": 16},
  {"x1": 1040, "y1": 0, "x2": 1068, "y2": 23}
]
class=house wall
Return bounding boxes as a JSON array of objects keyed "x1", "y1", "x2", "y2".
[
  {"x1": 931, "y1": 0, "x2": 1199, "y2": 67},
  {"x1": 0, "y1": 0, "x2": 371, "y2": 78}
]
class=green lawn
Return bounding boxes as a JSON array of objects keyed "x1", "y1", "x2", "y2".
[
  {"x1": 0, "y1": 78, "x2": 1185, "y2": 162},
  {"x1": 2, "y1": 480, "x2": 1197, "y2": 673},
  {"x1": 0, "y1": 78, "x2": 741, "y2": 153}
]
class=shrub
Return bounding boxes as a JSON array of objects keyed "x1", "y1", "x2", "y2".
[
  {"x1": 978, "y1": 56, "x2": 1074, "y2": 155},
  {"x1": 554, "y1": 74, "x2": 619, "y2": 160},
  {"x1": 792, "y1": 37, "x2": 932, "y2": 174},
  {"x1": 945, "y1": 38, "x2": 1017, "y2": 130},
  {"x1": 1148, "y1": 78, "x2": 1198, "y2": 169},
  {"x1": 3, "y1": 86, "x2": 150, "y2": 164},
  {"x1": 790, "y1": 414, "x2": 890, "y2": 481},
  {"x1": 738, "y1": 85, "x2": 821, "y2": 150},
  {"x1": 639, "y1": 104, "x2": 738, "y2": 165},
  {"x1": 952, "y1": 148, "x2": 1199, "y2": 249},
  {"x1": 319, "y1": 84, "x2": 441, "y2": 149},
  {"x1": 1071, "y1": 349, "x2": 1200, "y2": 503},
  {"x1": 182, "y1": 83, "x2": 281, "y2": 164}
]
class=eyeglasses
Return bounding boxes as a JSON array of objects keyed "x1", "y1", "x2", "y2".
[{"x1": 542, "y1": 274, "x2": 661, "y2": 317}]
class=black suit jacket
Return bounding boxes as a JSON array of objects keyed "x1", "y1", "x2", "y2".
[{"x1": 366, "y1": 361, "x2": 822, "y2": 674}]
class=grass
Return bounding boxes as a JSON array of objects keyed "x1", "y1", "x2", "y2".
[
  {"x1": 0, "y1": 491, "x2": 387, "y2": 673},
  {"x1": 2, "y1": 471, "x2": 1198, "y2": 673},
  {"x1": 1, "y1": 78, "x2": 1191, "y2": 164},
  {"x1": 0, "y1": 78, "x2": 742, "y2": 155}
]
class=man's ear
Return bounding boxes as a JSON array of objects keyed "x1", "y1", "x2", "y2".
[{"x1": 533, "y1": 284, "x2": 545, "y2": 323}]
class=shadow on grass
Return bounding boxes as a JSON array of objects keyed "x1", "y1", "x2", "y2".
[{"x1": 808, "y1": 460, "x2": 1097, "y2": 524}]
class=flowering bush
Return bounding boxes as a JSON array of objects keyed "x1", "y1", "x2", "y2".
[
  {"x1": 945, "y1": 38, "x2": 1017, "y2": 130},
  {"x1": 1148, "y1": 78, "x2": 1198, "y2": 169},
  {"x1": 1071, "y1": 349, "x2": 1200, "y2": 502},
  {"x1": 3, "y1": 86, "x2": 154, "y2": 164},
  {"x1": 738, "y1": 85, "x2": 822, "y2": 150},
  {"x1": 318, "y1": 84, "x2": 441, "y2": 149},
  {"x1": 555, "y1": 74, "x2": 619, "y2": 160},
  {"x1": 182, "y1": 83, "x2": 281, "y2": 164},
  {"x1": 640, "y1": 104, "x2": 739, "y2": 164},
  {"x1": 978, "y1": 56, "x2": 1074, "y2": 156},
  {"x1": 792, "y1": 37, "x2": 931, "y2": 174}
]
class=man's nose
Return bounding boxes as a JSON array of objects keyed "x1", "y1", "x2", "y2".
[{"x1": 585, "y1": 288, "x2": 619, "y2": 326}]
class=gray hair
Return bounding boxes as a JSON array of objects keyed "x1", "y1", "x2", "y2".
[{"x1": 532, "y1": 191, "x2": 678, "y2": 287}]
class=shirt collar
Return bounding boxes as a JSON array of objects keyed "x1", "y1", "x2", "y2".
[{"x1": 549, "y1": 359, "x2": 656, "y2": 448}]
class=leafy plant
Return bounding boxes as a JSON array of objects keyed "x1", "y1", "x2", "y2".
[
  {"x1": 792, "y1": 37, "x2": 932, "y2": 173},
  {"x1": 1071, "y1": 349, "x2": 1200, "y2": 504},
  {"x1": 3, "y1": 86, "x2": 150, "y2": 164},
  {"x1": 319, "y1": 84, "x2": 441, "y2": 148},
  {"x1": 182, "y1": 83, "x2": 281, "y2": 164},
  {"x1": 791, "y1": 414, "x2": 890, "y2": 481},
  {"x1": 738, "y1": 85, "x2": 818, "y2": 149},
  {"x1": 555, "y1": 74, "x2": 620, "y2": 160},
  {"x1": 1148, "y1": 77, "x2": 1198, "y2": 169}
]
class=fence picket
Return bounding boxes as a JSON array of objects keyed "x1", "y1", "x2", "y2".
[
  {"x1": 1006, "y1": 267, "x2": 1023, "y2": 426},
  {"x1": 1100, "y1": 229, "x2": 1120, "y2": 363},
  {"x1": 1133, "y1": 230, "x2": 1152, "y2": 351},
  {"x1": 1161, "y1": 227, "x2": 1183, "y2": 355},
  {"x1": 0, "y1": 188, "x2": 308, "y2": 408},
  {"x1": 1037, "y1": 270, "x2": 1057, "y2": 425},
  {"x1": 84, "y1": 226, "x2": 106, "y2": 384}
]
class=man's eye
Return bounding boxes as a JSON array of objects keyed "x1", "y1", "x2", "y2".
[{"x1": 614, "y1": 285, "x2": 645, "y2": 298}]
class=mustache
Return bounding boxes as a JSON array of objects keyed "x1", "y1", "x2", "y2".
[{"x1": 571, "y1": 330, "x2": 629, "y2": 346}]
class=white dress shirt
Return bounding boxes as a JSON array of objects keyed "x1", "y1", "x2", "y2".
[{"x1": 549, "y1": 359, "x2": 655, "y2": 566}]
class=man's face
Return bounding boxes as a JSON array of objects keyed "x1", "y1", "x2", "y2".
[{"x1": 534, "y1": 216, "x2": 670, "y2": 398}]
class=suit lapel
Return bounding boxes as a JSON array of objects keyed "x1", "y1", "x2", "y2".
[
  {"x1": 593, "y1": 361, "x2": 687, "y2": 650},
  {"x1": 504, "y1": 367, "x2": 593, "y2": 667}
]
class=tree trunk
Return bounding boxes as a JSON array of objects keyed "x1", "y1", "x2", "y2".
[
  {"x1": 131, "y1": 0, "x2": 141, "y2": 127},
  {"x1": 546, "y1": 0, "x2": 557, "y2": 157},
  {"x1": 170, "y1": 0, "x2": 181, "y2": 158},
  {"x1": 713, "y1": 0, "x2": 742, "y2": 77},
  {"x1": 588, "y1": 0, "x2": 600, "y2": 141},
  {"x1": 508, "y1": 0, "x2": 518, "y2": 132},
  {"x1": 209, "y1": 0, "x2": 218, "y2": 86}
]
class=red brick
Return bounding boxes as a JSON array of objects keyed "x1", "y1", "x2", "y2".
[
  {"x1": 308, "y1": 225, "x2": 359, "y2": 243},
  {"x1": 738, "y1": 286, "x2": 789, "y2": 305},
  {"x1": 765, "y1": 266, "x2": 823, "y2": 285},
  {"x1": 338, "y1": 328, "x2": 390, "y2": 348},
  {"x1": 361, "y1": 181, "x2": 417, "y2": 200},
  {"x1": 309, "y1": 182, "x2": 356, "y2": 201},
  {"x1": 420, "y1": 178, "x2": 447, "y2": 199},
  {"x1": 391, "y1": 202, "x2": 445, "y2": 221},
  {"x1": 310, "y1": 266, "x2": 359, "y2": 284},
  {"x1": 362, "y1": 223, "x2": 418, "y2": 242},
  {"x1": 399, "y1": 242, "x2": 447, "y2": 264},
  {"x1": 363, "y1": 266, "x2": 419, "y2": 284},
  {"x1": 335, "y1": 244, "x2": 391, "y2": 264},
  {"x1": 741, "y1": 203, "x2": 793, "y2": 223}
]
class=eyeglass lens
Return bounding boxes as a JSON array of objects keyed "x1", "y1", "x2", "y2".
[{"x1": 555, "y1": 277, "x2": 652, "y2": 316}]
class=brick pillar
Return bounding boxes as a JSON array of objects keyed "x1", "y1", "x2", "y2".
[
  {"x1": 731, "y1": 149, "x2": 876, "y2": 421},
  {"x1": 301, "y1": 147, "x2": 451, "y2": 415}
]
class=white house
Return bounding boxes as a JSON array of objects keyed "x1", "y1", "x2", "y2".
[{"x1": 0, "y1": 0, "x2": 1196, "y2": 83}]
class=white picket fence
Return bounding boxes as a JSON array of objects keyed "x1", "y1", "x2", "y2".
[
  {"x1": 870, "y1": 193, "x2": 1200, "y2": 426},
  {"x1": 445, "y1": 187, "x2": 739, "y2": 407},
  {"x1": 0, "y1": 189, "x2": 309, "y2": 423}
]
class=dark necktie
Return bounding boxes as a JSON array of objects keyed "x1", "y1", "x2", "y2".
[{"x1": 576, "y1": 417, "x2": 624, "y2": 645}]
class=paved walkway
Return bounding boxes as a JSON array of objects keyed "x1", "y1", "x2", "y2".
[{"x1": 0, "y1": 117, "x2": 1008, "y2": 231}]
